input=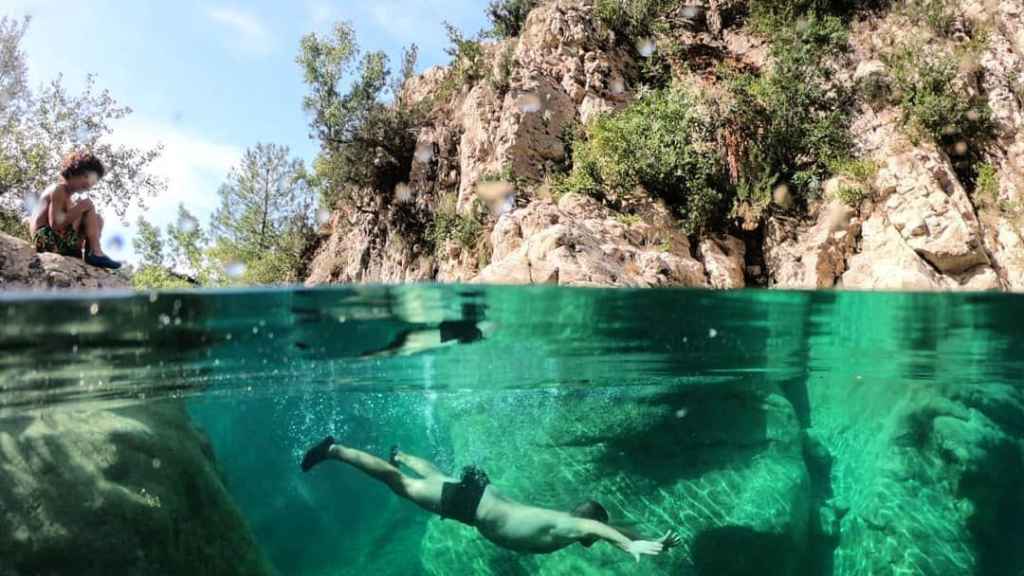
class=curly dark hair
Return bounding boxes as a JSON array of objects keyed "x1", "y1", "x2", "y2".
[{"x1": 60, "y1": 151, "x2": 106, "y2": 180}]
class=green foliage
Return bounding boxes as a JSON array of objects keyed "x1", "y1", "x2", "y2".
[
  {"x1": 899, "y1": 0, "x2": 957, "y2": 36},
  {"x1": 443, "y1": 23, "x2": 486, "y2": 89},
  {"x1": 594, "y1": 0, "x2": 675, "y2": 39},
  {"x1": 886, "y1": 48, "x2": 994, "y2": 146},
  {"x1": 832, "y1": 158, "x2": 879, "y2": 186},
  {"x1": 0, "y1": 208, "x2": 28, "y2": 240},
  {"x1": 557, "y1": 88, "x2": 728, "y2": 233},
  {"x1": 485, "y1": 0, "x2": 539, "y2": 39},
  {"x1": 489, "y1": 42, "x2": 517, "y2": 96},
  {"x1": 724, "y1": 14, "x2": 854, "y2": 208},
  {"x1": 130, "y1": 265, "x2": 194, "y2": 290},
  {"x1": 298, "y1": 24, "x2": 421, "y2": 202},
  {"x1": 975, "y1": 162, "x2": 1000, "y2": 204},
  {"x1": 428, "y1": 196, "x2": 483, "y2": 252},
  {"x1": 133, "y1": 216, "x2": 166, "y2": 268},
  {"x1": 885, "y1": 46, "x2": 995, "y2": 188},
  {"x1": 0, "y1": 17, "x2": 164, "y2": 220},
  {"x1": 210, "y1": 143, "x2": 317, "y2": 285}
]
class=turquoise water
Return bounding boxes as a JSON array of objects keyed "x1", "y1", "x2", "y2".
[{"x1": 0, "y1": 286, "x2": 1022, "y2": 575}]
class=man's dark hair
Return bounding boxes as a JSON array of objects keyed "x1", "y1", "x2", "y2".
[
  {"x1": 60, "y1": 151, "x2": 106, "y2": 180},
  {"x1": 572, "y1": 500, "x2": 609, "y2": 548}
]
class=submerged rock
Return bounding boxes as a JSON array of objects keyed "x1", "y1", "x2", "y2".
[{"x1": 0, "y1": 402, "x2": 273, "y2": 575}]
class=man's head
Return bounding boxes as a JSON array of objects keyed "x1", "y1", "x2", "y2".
[
  {"x1": 571, "y1": 500, "x2": 609, "y2": 548},
  {"x1": 60, "y1": 151, "x2": 105, "y2": 192}
]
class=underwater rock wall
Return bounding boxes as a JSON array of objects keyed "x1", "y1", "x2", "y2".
[{"x1": 0, "y1": 402, "x2": 274, "y2": 576}]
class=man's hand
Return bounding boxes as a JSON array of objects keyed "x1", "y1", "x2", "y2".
[{"x1": 625, "y1": 532, "x2": 680, "y2": 562}]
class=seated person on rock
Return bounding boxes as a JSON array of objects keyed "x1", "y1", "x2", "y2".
[
  {"x1": 29, "y1": 151, "x2": 121, "y2": 269},
  {"x1": 301, "y1": 436, "x2": 680, "y2": 562}
]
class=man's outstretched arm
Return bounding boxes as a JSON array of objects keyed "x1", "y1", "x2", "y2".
[{"x1": 556, "y1": 518, "x2": 680, "y2": 562}]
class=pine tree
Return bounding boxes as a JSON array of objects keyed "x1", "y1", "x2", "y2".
[{"x1": 210, "y1": 143, "x2": 316, "y2": 284}]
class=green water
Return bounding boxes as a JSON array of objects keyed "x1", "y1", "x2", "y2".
[{"x1": 0, "y1": 285, "x2": 1022, "y2": 576}]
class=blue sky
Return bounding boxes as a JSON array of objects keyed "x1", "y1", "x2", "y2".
[{"x1": 5, "y1": 0, "x2": 489, "y2": 263}]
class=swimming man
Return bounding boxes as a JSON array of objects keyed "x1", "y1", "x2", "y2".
[{"x1": 301, "y1": 436, "x2": 680, "y2": 562}]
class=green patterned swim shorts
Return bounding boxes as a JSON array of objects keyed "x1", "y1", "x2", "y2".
[{"x1": 33, "y1": 226, "x2": 81, "y2": 257}]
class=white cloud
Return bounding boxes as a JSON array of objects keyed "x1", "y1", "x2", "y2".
[
  {"x1": 207, "y1": 6, "x2": 273, "y2": 56},
  {"x1": 100, "y1": 117, "x2": 241, "y2": 264}
]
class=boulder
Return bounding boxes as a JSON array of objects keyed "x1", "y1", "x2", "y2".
[
  {"x1": 0, "y1": 233, "x2": 128, "y2": 291},
  {"x1": 0, "y1": 402, "x2": 273, "y2": 576},
  {"x1": 476, "y1": 194, "x2": 709, "y2": 287}
]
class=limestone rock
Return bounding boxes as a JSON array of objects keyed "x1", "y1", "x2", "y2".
[
  {"x1": 699, "y1": 235, "x2": 746, "y2": 289},
  {"x1": 766, "y1": 203, "x2": 859, "y2": 290},
  {"x1": 842, "y1": 215, "x2": 948, "y2": 290},
  {"x1": 475, "y1": 194, "x2": 709, "y2": 288},
  {"x1": 0, "y1": 233, "x2": 129, "y2": 291},
  {"x1": 874, "y1": 148, "x2": 990, "y2": 275},
  {"x1": 0, "y1": 403, "x2": 273, "y2": 575}
]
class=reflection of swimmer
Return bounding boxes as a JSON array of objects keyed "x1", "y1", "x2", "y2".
[
  {"x1": 365, "y1": 317, "x2": 493, "y2": 358},
  {"x1": 300, "y1": 437, "x2": 679, "y2": 561}
]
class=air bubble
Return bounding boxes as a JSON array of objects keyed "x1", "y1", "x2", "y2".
[
  {"x1": 148, "y1": 293, "x2": 159, "y2": 303},
  {"x1": 517, "y1": 93, "x2": 542, "y2": 114},
  {"x1": 105, "y1": 234, "x2": 126, "y2": 255},
  {"x1": 159, "y1": 314, "x2": 171, "y2": 326},
  {"x1": 637, "y1": 38, "x2": 657, "y2": 58},
  {"x1": 225, "y1": 261, "x2": 247, "y2": 279},
  {"x1": 89, "y1": 303, "x2": 100, "y2": 316},
  {"x1": 708, "y1": 328, "x2": 718, "y2": 339},
  {"x1": 152, "y1": 458, "x2": 162, "y2": 469},
  {"x1": 414, "y1": 142, "x2": 435, "y2": 163},
  {"x1": 675, "y1": 407, "x2": 689, "y2": 419},
  {"x1": 395, "y1": 183, "x2": 414, "y2": 204}
]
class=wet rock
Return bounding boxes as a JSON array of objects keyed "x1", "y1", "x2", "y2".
[
  {"x1": 0, "y1": 403, "x2": 273, "y2": 576},
  {"x1": 0, "y1": 233, "x2": 128, "y2": 291}
]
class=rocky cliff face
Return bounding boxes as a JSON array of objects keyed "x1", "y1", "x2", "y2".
[{"x1": 306, "y1": 0, "x2": 1024, "y2": 292}]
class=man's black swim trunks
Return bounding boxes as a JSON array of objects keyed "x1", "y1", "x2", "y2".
[{"x1": 440, "y1": 465, "x2": 490, "y2": 526}]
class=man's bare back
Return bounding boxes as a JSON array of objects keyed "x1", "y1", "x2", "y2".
[{"x1": 300, "y1": 437, "x2": 679, "y2": 562}]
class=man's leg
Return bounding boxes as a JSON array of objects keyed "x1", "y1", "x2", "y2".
[
  {"x1": 394, "y1": 449, "x2": 453, "y2": 482},
  {"x1": 303, "y1": 437, "x2": 444, "y2": 514},
  {"x1": 82, "y1": 210, "x2": 105, "y2": 256}
]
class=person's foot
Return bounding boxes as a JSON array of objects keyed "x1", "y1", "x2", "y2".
[
  {"x1": 84, "y1": 251, "x2": 122, "y2": 270},
  {"x1": 389, "y1": 445, "x2": 400, "y2": 467},
  {"x1": 301, "y1": 436, "x2": 336, "y2": 472}
]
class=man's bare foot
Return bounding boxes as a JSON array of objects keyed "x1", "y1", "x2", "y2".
[{"x1": 389, "y1": 445, "x2": 401, "y2": 467}]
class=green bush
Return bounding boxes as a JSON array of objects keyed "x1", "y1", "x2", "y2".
[
  {"x1": 444, "y1": 23, "x2": 486, "y2": 88},
  {"x1": 556, "y1": 88, "x2": 728, "y2": 233},
  {"x1": 724, "y1": 13, "x2": 854, "y2": 207},
  {"x1": 486, "y1": 0, "x2": 539, "y2": 39},
  {"x1": 899, "y1": 0, "x2": 957, "y2": 36},
  {"x1": 594, "y1": 0, "x2": 675, "y2": 39},
  {"x1": 0, "y1": 208, "x2": 29, "y2": 240},
  {"x1": 975, "y1": 162, "x2": 1000, "y2": 203},
  {"x1": 428, "y1": 196, "x2": 483, "y2": 252},
  {"x1": 885, "y1": 47, "x2": 995, "y2": 187}
]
